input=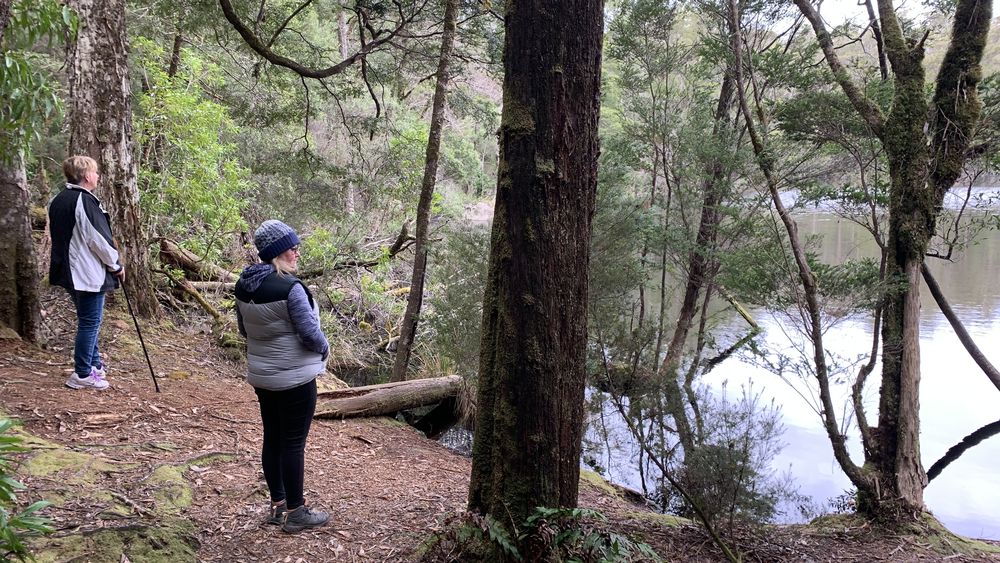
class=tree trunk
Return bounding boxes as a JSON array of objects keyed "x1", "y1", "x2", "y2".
[
  {"x1": 0, "y1": 0, "x2": 12, "y2": 43},
  {"x1": 67, "y1": 0, "x2": 160, "y2": 317},
  {"x1": 792, "y1": 0, "x2": 990, "y2": 518},
  {"x1": 390, "y1": 0, "x2": 458, "y2": 382},
  {"x1": 315, "y1": 375, "x2": 461, "y2": 418},
  {"x1": 658, "y1": 63, "x2": 737, "y2": 454},
  {"x1": 0, "y1": 151, "x2": 41, "y2": 341},
  {"x1": 467, "y1": 0, "x2": 604, "y2": 537}
]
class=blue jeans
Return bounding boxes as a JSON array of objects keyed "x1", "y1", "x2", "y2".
[
  {"x1": 254, "y1": 379, "x2": 317, "y2": 510},
  {"x1": 69, "y1": 290, "x2": 105, "y2": 377}
]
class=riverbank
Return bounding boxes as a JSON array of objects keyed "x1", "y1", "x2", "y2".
[{"x1": 1, "y1": 289, "x2": 999, "y2": 561}]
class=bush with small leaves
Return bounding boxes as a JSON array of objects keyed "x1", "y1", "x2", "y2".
[{"x1": 0, "y1": 418, "x2": 53, "y2": 562}]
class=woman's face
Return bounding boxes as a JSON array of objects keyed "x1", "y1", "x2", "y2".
[{"x1": 276, "y1": 245, "x2": 300, "y2": 271}]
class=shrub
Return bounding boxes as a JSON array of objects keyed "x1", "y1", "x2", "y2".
[
  {"x1": 0, "y1": 418, "x2": 53, "y2": 562},
  {"x1": 418, "y1": 507, "x2": 661, "y2": 562}
]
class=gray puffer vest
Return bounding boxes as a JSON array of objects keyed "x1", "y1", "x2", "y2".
[{"x1": 235, "y1": 268, "x2": 325, "y2": 391}]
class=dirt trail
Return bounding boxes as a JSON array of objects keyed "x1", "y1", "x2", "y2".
[{"x1": 2, "y1": 290, "x2": 999, "y2": 562}]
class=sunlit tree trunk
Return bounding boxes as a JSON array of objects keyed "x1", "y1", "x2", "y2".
[
  {"x1": 390, "y1": 0, "x2": 458, "y2": 382},
  {"x1": 67, "y1": 0, "x2": 160, "y2": 316},
  {"x1": 468, "y1": 0, "x2": 604, "y2": 540}
]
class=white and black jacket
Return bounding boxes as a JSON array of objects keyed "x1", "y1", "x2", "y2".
[{"x1": 48, "y1": 184, "x2": 122, "y2": 293}]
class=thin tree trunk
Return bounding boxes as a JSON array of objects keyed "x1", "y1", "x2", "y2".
[
  {"x1": 390, "y1": 0, "x2": 458, "y2": 382},
  {"x1": 167, "y1": 31, "x2": 182, "y2": 77},
  {"x1": 468, "y1": 0, "x2": 603, "y2": 537},
  {"x1": 0, "y1": 151, "x2": 41, "y2": 341},
  {"x1": 338, "y1": 8, "x2": 358, "y2": 215},
  {"x1": 731, "y1": 0, "x2": 867, "y2": 495},
  {"x1": 67, "y1": 0, "x2": 160, "y2": 317},
  {"x1": 657, "y1": 58, "x2": 736, "y2": 454}
]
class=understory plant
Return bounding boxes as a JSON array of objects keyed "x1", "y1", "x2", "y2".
[
  {"x1": 418, "y1": 506, "x2": 661, "y2": 562},
  {"x1": 0, "y1": 418, "x2": 52, "y2": 562}
]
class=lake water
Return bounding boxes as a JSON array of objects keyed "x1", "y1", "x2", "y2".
[{"x1": 584, "y1": 192, "x2": 1000, "y2": 539}]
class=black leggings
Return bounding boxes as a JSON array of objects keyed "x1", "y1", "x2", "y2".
[{"x1": 254, "y1": 379, "x2": 317, "y2": 510}]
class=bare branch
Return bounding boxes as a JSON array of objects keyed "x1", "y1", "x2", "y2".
[
  {"x1": 927, "y1": 419, "x2": 1000, "y2": 481},
  {"x1": 921, "y1": 262, "x2": 1000, "y2": 393},
  {"x1": 266, "y1": 0, "x2": 315, "y2": 48},
  {"x1": 217, "y1": 0, "x2": 421, "y2": 79}
]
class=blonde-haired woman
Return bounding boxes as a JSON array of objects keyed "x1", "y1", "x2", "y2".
[{"x1": 235, "y1": 220, "x2": 330, "y2": 533}]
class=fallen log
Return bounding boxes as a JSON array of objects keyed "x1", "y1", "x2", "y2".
[
  {"x1": 187, "y1": 281, "x2": 237, "y2": 292},
  {"x1": 159, "y1": 239, "x2": 237, "y2": 282},
  {"x1": 315, "y1": 375, "x2": 461, "y2": 419}
]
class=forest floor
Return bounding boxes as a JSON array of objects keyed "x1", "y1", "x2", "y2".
[{"x1": 2, "y1": 288, "x2": 1000, "y2": 562}]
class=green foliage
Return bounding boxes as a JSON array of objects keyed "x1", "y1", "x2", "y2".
[
  {"x1": 0, "y1": 419, "x2": 53, "y2": 562},
  {"x1": 418, "y1": 507, "x2": 661, "y2": 563},
  {"x1": 132, "y1": 37, "x2": 250, "y2": 264},
  {"x1": 441, "y1": 133, "x2": 492, "y2": 197},
  {"x1": 426, "y1": 225, "x2": 490, "y2": 380},
  {"x1": 0, "y1": 0, "x2": 74, "y2": 161},
  {"x1": 387, "y1": 116, "x2": 430, "y2": 202},
  {"x1": 662, "y1": 386, "x2": 804, "y2": 530}
]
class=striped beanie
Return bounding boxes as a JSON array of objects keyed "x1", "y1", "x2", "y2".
[{"x1": 254, "y1": 220, "x2": 301, "y2": 262}]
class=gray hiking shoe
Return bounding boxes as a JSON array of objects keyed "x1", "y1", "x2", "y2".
[
  {"x1": 266, "y1": 501, "x2": 286, "y2": 525},
  {"x1": 281, "y1": 504, "x2": 329, "y2": 533}
]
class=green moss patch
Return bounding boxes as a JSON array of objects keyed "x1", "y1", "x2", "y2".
[
  {"x1": 31, "y1": 519, "x2": 198, "y2": 563},
  {"x1": 22, "y1": 448, "x2": 127, "y2": 479},
  {"x1": 625, "y1": 511, "x2": 689, "y2": 527},
  {"x1": 579, "y1": 469, "x2": 619, "y2": 497},
  {"x1": 148, "y1": 452, "x2": 235, "y2": 514}
]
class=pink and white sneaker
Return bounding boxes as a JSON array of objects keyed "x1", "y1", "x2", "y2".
[{"x1": 65, "y1": 368, "x2": 110, "y2": 390}]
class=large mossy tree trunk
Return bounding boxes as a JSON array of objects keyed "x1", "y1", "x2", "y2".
[
  {"x1": 67, "y1": 0, "x2": 160, "y2": 317},
  {"x1": 390, "y1": 0, "x2": 458, "y2": 382},
  {"x1": 793, "y1": 0, "x2": 991, "y2": 516},
  {"x1": 467, "y1": 0, "x2": 604, "y2": 540},
  {"x1": 871, "y1": 23, "x2": 930, "y2": 512},
  {"x1": 0, "y1": 152, "x2": 41, "y2": 341}
]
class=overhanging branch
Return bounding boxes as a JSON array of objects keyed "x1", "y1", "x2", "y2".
[{"x1": 217, "y1": 0, "x2": 423, "y2": 79}]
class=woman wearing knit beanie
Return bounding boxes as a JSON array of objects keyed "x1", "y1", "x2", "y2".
[{"x1": 235, "y1": 220, "x2": 331, "y2": 533}]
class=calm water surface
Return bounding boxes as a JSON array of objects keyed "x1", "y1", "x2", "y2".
[{"x1": 586, "y1": 195, "x2": 1000, "y2": 539}]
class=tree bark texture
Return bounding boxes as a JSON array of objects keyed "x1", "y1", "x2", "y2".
[
  {"x1": 390, "y1": 0, "x2": 458, "y2": 382},
  {"x1": 315, "y1": 375, "x2": 461, "y2": 418},
  {"x1": 0, "y1": 0, "x2": 12, "y2": 44},
  {"x1": 467, "y1": 0, "x2": 604, "y2": 532},
  {"x1": 0, "y1": 152, "x2": 41, "y2": 340},
  {"x1": 67, "y1": 0, "x2": 160, "y2": 317}
]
